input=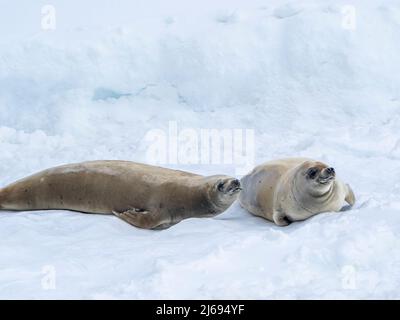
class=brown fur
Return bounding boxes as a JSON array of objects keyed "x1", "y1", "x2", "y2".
[{"x1": 0, "y1": 161, "x2": 241, "y2": 229}]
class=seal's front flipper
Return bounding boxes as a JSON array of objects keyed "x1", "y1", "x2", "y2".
[
  {"x1": 272, "y1": 210, "x2": 292, "y2": 226},
  {"x1": 345, "y1": 184, "x2": 356, "y2": 206},
  {"x1": 152, "y1": 221, "x2": 178, "y2": 230},
  {"x1": 112, "y1": 208, "x2": 166, "y2": 230}
]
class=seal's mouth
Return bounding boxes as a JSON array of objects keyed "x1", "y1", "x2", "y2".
[
  {"x1": 228, "y1": 185, "x2": 242, "y2": 194},
  {"x1": 317, "y1": 176, "x2": 335, "y2": 184},
  {"x1": 218, "y1": 179, "x2": 242, "y2": 195},
  {"x1": 317, "y1": 167, "x2": 336, "y2": 184}
]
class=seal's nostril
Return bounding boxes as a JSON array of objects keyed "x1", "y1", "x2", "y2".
[
  {"x1": 233, "y1": 179, "x2": 240, "y2": 186},
  {"x1": 327, "y1": 167, "x2": 335, "y2": 174}
]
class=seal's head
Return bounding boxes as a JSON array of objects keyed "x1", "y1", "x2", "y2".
[
  {"x1": 298, "y1": 161, "x2": 336, "y2": 196},
  {"x1": 206, "y1": 175, "x2": 242, "y2": 211}
]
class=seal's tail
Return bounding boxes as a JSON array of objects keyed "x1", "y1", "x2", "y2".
[
  {"x1": 0, "y1": 188, "x2": 5, "y2": 210},
  {"x1": 0, "y1": 187, "x2": 8, "y2": 210},
  {"x1": 0, "y1": 188, "x2": 3, "y2": 209}
]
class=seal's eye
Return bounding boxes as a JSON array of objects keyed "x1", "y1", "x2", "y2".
[
  {"x1": 217, "y1": 182, "x2": 224, "y2": 191},
  {"x1": 307, "y1": 168, "x2": 319, "y2": 179}
]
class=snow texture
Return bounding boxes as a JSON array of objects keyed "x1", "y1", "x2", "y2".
[{"x1": 1, "y1": 0, "x2": 400, "y2": 299}]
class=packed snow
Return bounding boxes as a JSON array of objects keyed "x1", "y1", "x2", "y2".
[{"x1": 1, "y1": 0, "x2": 400, "y2": 299}]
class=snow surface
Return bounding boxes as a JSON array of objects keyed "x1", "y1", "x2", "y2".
[{"x1": 1, "y1": 0, "x2": 400, "y2": 299}]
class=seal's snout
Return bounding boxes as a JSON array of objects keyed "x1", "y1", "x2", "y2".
[
  {"x1": 317, "y1": 166, "x2": 336, "y2": 185},
  {"x1": 232, "y1": 179, "x2": 240, "y2": 187},
  {"x1": 221, "y1": 178, "x2": 241, "y2": 195},
  {"x1": 228, "y1": 178, "x2": 241, "y2": 193},
  {"x1": 326, "y1": 167, "x2": 335, "y2": 175}
]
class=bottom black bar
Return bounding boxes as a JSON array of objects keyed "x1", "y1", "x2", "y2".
[{"x1": 0, "y1": 300, "x2": 397, "y2": 318}]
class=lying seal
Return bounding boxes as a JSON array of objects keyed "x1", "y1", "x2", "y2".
[
  {"x1": 239, "y1": 158, "x2": 355, "y2": 226},
  {"x1": 0, "y1": 160, "x2": 241, "y2": 229}
]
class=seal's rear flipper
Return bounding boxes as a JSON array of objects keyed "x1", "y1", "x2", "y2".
[
  {"x1": 112, "y1": 208, "x2": 167, "y2": 230},
  {"x1": 0, "y1": 188, "x2": 4, "y2": 210},
  {"x1": 345, "y1": 184, "x2": 356, "y2": 206}
]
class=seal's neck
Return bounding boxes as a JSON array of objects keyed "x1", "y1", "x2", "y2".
[{"x1": 292, "y1": 176, "x2": 336, "y2": 213}]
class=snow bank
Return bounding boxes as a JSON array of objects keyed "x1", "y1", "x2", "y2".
[{"x1": 1, "y1": 0, "x2": 400, "y2": 298}]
